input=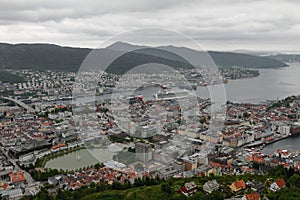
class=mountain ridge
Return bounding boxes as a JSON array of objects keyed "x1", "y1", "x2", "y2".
[{"x1": 0, "y1": 42, "x2": 288, "y2": 73}]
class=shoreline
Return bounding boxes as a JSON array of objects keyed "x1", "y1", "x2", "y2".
[
  {"x1": 43, "y1": 146, "x2": 116, "y2": 171},
  {"x1": 37, "y1": 145, "x2": 86, "y2": 168}
]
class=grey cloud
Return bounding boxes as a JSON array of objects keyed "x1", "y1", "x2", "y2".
[{"x1": 0, "y1": 0, "x2": 300, "y2": 50}]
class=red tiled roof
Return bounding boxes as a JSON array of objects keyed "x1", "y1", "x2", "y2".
[
  {"x1": 245, "y1": 192, "x2": 260, "y2": 200},
  {"x1": 284, "y1": 163, "x2": 290, "y2": 168},
  {"x1": 9, "y1": 171, "x2": 26, "y2": 183},
  {"x1": 0, "y1": 182, "x2": 8, "y2": 189},
  {"x1": 275, "y1": 178, "x2": 286, "y2": 188},
  {"x1": 233, "y1": 180, "x2": 246, "y2": 190}
]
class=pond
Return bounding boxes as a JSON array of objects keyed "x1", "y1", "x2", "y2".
[{"x1": 44, "y1": 148, "x2": 115, "y2": 170}]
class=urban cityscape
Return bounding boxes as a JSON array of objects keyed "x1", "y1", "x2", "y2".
[{"x1": 1, "y1": 0, "x2": 300, "y2": 200}]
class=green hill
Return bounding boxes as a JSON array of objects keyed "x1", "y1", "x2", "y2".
[
  {"x1": 0, "y1": 42, "x2": 288, "y2": 74},
  {"x1": 208, "y1": 51, "x2": 288, "y2": 68},
  {"x1": 0, "y1": 70, "x2": 24, "y2": 83},
  {"x1": 0, "y1": 43, "x2": 90, "y2": 72}
]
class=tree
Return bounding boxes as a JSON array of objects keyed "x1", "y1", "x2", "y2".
[
  {"x1": 90, "y1": 182, "x2": 96, "y2": 188},
  {"x1": 130, "y1": 136, "x2": 134, "y2": 142},
  {"x1": 207, "y1": 191, "x2": 225, "y2": 200},
  {"x1": 161, "y1": 183, "x2": 172, "y2": 195},
  {"x1": 269, "y1": 165, "x2": 286, "y2": 178},
  {"x1": 133, "y1": 177, "x2": 144, "y2": 187},
  {"x1": 128, "y1": 147, "x2": 135, "y2": 153},
  {"x1": 199, "y1": 118, "x2": 206, "y2": 124},
  {"x1": 188, "y1": 191, "x2": 206, "y2": 200},
  {"x1": 288, "y1": 174, "x2": 300, "y2": 187},
  {"x1": 252, "y1": 162, "x2": 260, "y2": 170},
  {"x1": 94, "y1": 163, "x2": 101, "y2": 170},
  {"x1": 56, "y1": 189, "x2": 68, "y2": 200},
  {"x1": 134, "y1": 163, "x2": 144, "y2": 171},
  {"x1": 112, "y1": 181, "x2": 123, "y2": 190},
  {"x1": 243, "y1": 112, "x2": 250, "y2": 118},
  {"x1": 28, "y1": 163, "x2": 34, "y2": 169}
]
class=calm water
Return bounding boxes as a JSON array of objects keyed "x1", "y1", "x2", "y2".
[
  {"x1": 45, "y1": 148, "x2": 115, "y2": 170},
  {"x1": 196, "y1": 62, "x2": 300, "y2": 103},
  {"x1": 107, "y1": 62, "x2": 300, "y2": 103},
  {"x1": 262, "y1": 135, "x2": 300, "y2": 155},
  {"x1": 71, "y1": 62, "x2": 300, "y2": 103}
]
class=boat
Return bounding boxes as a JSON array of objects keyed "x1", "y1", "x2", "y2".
[
  {"x1": 153, "y1": 88, "x2": 192, "y2": 101},
  {"x1": 275, "y1": 149, "x2": 291, "y2": 159},
  {"x1": 160, "y1": 84, "x2": 170, "y2": 89},
  {"x1": 178, "y1": 85, "x2": 197, "y2": 90},
  {"x1": 290, "y1": 124, "x2": 300, "y2": 135},
  {"x1": 245, "y1": 140, "x2": 264, "y2": 148}
]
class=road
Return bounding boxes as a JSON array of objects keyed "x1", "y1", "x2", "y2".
[
  {"x1": 1, "y1": 96, "x2": 35, "y2": 113},
  {"x1": 0, "y1": 146, "x2": 35, "y2": 184}
]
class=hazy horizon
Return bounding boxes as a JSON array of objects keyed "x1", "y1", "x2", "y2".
[{"x1": 2, "y1": 41, "x2": 300, "y2": 54}]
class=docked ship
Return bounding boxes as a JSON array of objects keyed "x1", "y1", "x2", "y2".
[
  {"x1": 290, "y1": 123, "x2": 300, "y2": 135},
  {"x1": 153, "y1": 88, "x2": 192, "y2": 101},
  {"x1": 178, "y1": 84, "x2": 197, "y2": 90},
  {"x1": 199, "y1": 78, "x2": 228, "y2": 86}
]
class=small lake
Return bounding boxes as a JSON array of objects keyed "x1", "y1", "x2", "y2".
[{"x1": 44, "y1": 148, "x2": 115, "y2": 170}]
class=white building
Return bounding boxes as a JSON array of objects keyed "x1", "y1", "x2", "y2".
[{"x1": 278, "y1": 125, "x2": 290, "y2": 136}]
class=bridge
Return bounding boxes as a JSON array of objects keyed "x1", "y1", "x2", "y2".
[{"x1": 1, "y1": 97, "x2": 35, "y2": 113}]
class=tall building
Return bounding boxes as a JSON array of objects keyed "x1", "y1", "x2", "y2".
[
  {"x1": 134, "y1": 125, "x2": 157, "y2": 138},
  {"x1": 135, "y1": 142, "x2": 152, "y2": 163}
]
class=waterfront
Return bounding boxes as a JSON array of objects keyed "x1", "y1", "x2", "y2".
[
  {"x1": 92, "y1": 62, "x2": 300, "y2": 103},
  {"x1": 262, "y1": 134, "x2": 300, "y2": 155},
  {"x1": 44, "y1": 148, "x2": 115, "y2": 170},
  {"x1": 65, "y1": 62, "x2": 300, "y2": 105},
  {"x1": 197, "y1": 62, "x2": 300, "y2": 103}
]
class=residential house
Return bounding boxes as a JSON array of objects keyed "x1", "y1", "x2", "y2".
[
  {"x1": 242, "y1": 192, "x2": 261, "y2": 200},
  {"x1": 180, "y1": 181, "x2": 197, "y2": 196},
  {"x1": 230, "y1": 180, "x2": 246, "y2": 192},
  {"x1": 48, "y1": 177, "x2": 58, "y2": 186},
  {"x1": 247, "y1": 181, "x2": 265, "y2": 194},
  {"x1": 270, "y1": 178, "x2": 286, "y2": 192},
  {"x1": 203, "y1": 179, "x2": 220, "y2": 193}
]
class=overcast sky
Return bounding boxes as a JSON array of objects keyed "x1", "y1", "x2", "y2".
[{"x1": 1, "y1": 0, "x2": 300, "y2": 51}]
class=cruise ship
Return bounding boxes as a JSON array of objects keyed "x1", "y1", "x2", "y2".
[{"x1": 153, "y1": 88, "x2": 192, "y2": 101}]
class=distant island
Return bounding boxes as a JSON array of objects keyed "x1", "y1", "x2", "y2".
[{"x1": 266, "y1": 54, "x2": 300, "y2": 63}]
